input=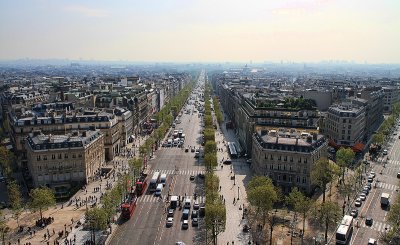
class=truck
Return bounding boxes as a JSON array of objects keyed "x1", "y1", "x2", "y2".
[
  {"x1": 381, "y1": 193, "x2": 390, "y2": 207},
  {"x1": 170, "y1": 195, "x2": 178, "y2": 209},
  {"x1": 121, "y1": 193, "x2": 138, "y2": 220}
]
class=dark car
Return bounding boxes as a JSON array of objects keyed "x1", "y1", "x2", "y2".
[
  {"x1": 223, "y1": 159, "x2": 232, "y2": 165},
  {"x1": 191, "y1": 148, "x2": 195, "y2": 153},
  {"x1": 365, "y1": 217, "x2": 373, "y2": 226},
  {"x1": 185, "y1": 147, "x2": 189, "y2": 152},
  {"x1": 198, "y1": 173, "x2": 205, "y2": 179},
  {"x1": 192, "y1": 218, "x2": 199, "y2": 227},
  {"x1": 350, "y1": 209, "x2": 358, "y2": 218},
  {"x1": 192, "y1": 210, "x2": 198, "y2": 219},
  {"x1": 189, "y1": 175, "x2": 195, "y2": 181}
]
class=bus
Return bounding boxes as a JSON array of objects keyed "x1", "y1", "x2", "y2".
[
  {"x1": 336, "y1": 215, "x2": 353, "y2": 244},
  {"x1": 149, "y1": 171, "x2": 160, "y2": 192},
  {"x1": 227, "y1": 142, "x2": 238, "y2": 158}
]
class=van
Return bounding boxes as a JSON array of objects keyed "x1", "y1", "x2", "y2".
[
  {"x1": 184, "y1": 198, "x2": 191, "y2": 209},
  {"x1": 155, "y1": 184, "x2": 163, "y2": 196},
  {"x1": 160, "y1": 174, "x2": 167, "y2": 186}
]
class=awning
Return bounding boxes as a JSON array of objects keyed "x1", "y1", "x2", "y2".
[
  {"x1": 328, "y1": 139, "x2": 339, "y2": 149},
  {"x1": 352, "y1": 142, "x2": 365, "y2": 152}
]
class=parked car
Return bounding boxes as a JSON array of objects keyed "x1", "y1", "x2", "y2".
[
  {"x1": 350, "y1": 209, "x2": 358, "y2": 218},
  {"x1": 168, "y1": 209, "x2": 174, "y2": 217},
  {"x1": 355, "y1": 198, "x2": 362, "y2": 207},
  {"x1": 192, "y1": 218, "x2": 198, "y2": 227},
  {"x1": 359, "y1": 193, "x2": 367, "y2": 201}
]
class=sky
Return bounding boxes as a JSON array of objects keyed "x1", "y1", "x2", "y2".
[{"x1": 0, "y1": 0, "x2": 399, "y2": 63}]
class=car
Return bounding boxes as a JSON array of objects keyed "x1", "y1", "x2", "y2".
[
  {"x1": 192, "y1": 218, "x2": 199, "y2": 227},
  {"x1": 182, "y1": 220, "x2": 189, "y2": 229},
  {"x1": 397, "y1": 172, "x2": 400, "y2": 178},
  {"x1": 185, "y1": 147, "x2": 189, "y2": 152},
  {"x1": 166, "y1": 217, "x2": 174, "y2": 227},
  {"x1": 355, "y1": 198, "x2": 362, "y2": 207},
  {"x1": 189, "y1": 175, "x2": 195, "y2": 181},
  {"x1": 367, "y1": 177, "x2": 374, "y2": 183},
  {"x1": 246, "y1": 159, "x2": 252, "y2": 164},
  {"x1": 223, "y1": 159, "x2": 232, "y2": 165},
  {"x1": 191, "y1": 148, "x2": 195, "y2": 153},
  {"x1": 192, "y1": 210, "x2": 198, "y2": 219},
  {"x1": 383, "y1": 149, "x2": 388, "y2": 155},
  {"x1": 362, "y1": 188, "x2": 369, "y2": 195},
  {"x1": 366, "y1": 183, "x2": 372, "y2": 190},
  {"x1": 365, "y1": 217, "x2": 373, "y2": 226},
  {"x1": 197, "y1": 173, "x2": 205, "y2": 179},
  {"x1": 168, "y1": 209, "x2": 174, "y2": 217},
  {"x1": 359, "y1": 193, "x2": 367, "y2": 201},
  {"x1": 368, "y1": 238, "x2": 377, "y2": 245},
  {"x1": 193, "y1": 202, "x2": 200, "y2": 210},
  {"x1": 370, "y1": 172, "x2": 376, "y2": 178},
  {"x1": 350, "y1": 209, "x2": 358, "y2": 218}
]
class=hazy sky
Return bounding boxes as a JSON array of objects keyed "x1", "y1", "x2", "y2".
[{"x1": 1, "y1": 0, "x2": 399, "y2": 63}]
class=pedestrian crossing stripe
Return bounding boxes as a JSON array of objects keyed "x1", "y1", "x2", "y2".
[
  {"x1": 388, "y1": 160, "x2": 400, "y2": 165},
  {"x1": 377, "y1": 182, "x2": 398, "y2": 191},
  {"x1": 147, "y1": 169, "x2": 205, "y2": 175},
  {"x1": 361, "y1": 220, "x2": 391, "y2": 233},
  {"x1": 138, "y1": 195, "x2": 205, "y2": 203}
]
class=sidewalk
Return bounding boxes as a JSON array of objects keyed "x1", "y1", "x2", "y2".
[{"x1": 214, "y1": 111, "x2": 252, "y2": 245}]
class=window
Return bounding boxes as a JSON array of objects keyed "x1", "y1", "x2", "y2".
[
  {"x1": 278, "y1": 175, "x2": 281, "y2": 181},
  {"x1": 298, "y1": 157, "x2": 301, "y2": 163},
  {"x1": 64, "y1": 154, "x2": 68, "y2": 159},
  {"x1": 304, "y1": 159, "x2": 308, "y2": 163},
  {"x1": 78, "y1": 154, "x2": 82, "y2": 158},
  {"x1": 343, "y1": 119, "x2": 346, "y2": 123},
  {"x1": 296, "y1": 176, "x2": 300, "y2": 183},
  {"x1": 265, "y1": 154, "x2": 267, "y2": 159},
  {"x1": 270, "y1": 155, "x2": 273, "y2": 160},
  {"x1": 278, "y1": 164, "x2": 281, "y2": 170},
  {"x1": 278, "y1": 156, "x2": 281, "y2": 161},
  {"x1": 303, "y1": 167, "x2": 307, "y2": 174},
  {"x1": 51, "y1": 154, "x2": 55, "y2": 159},
  {"x1": 283, "y1": 165, "x2": 286, "y2": 170},
  {"x1": 72, "y1": 154, "x2": 76, "y2": 158},
  {"x1": 302, "y1": 177, "x2": 307, "y2": 184},
  {"x1": 289, "y1": 175, "x2": 292, "y2": 183},
  {"x1": 348, "y1": 125, "x2": 351, "y2": 129},
  {"x1": 37, "y1": 156, "x2": 41, "y2": 161},
  {"x1": 289, "y1": 165, "x2": 292, "y2": 171},
  {"x1": 43, "y1": 155, "x2": 47, "y2": 160},
  {"x1": 290, "y1": 157, "x2": 293, "y2": 162},
  {"x1": 284, "y1": 156, "x2": 287, "y2": 161},
  {"x1": 270, "y1": 164, "x2": 273, "y2": 170},
  {"x1": 58, "y1": 154, "x2": 62, "y2": 159}
]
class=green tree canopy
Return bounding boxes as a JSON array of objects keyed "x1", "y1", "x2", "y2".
[
  {"x1": 310, "y1": 157, "x2": 336, "y2": 203},
  {"x1": 29, "y1": 187, "x2": 56, "y2": 220}
]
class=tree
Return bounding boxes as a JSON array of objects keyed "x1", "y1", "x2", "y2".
[
  {"x1": 372, "y1": 133, "x2": 385, "y2": 145},
  {"x1": 313, "y1": 201, "x2": 341, "y2": 244},
  {"x1": 128, "y1": 157, "x2": 143, "y2": 180},
  {"x1": 0, "y1": 146, "x2": 14, "y2": 178},
  {"x1": 336, "y1": 148, "x2": 355, "y2": 183},
  {"x1": 204, "y1": 129, "x2": 215, "y2": 142},
  {"x1": 7, "y1": 180, "x2": 23, "y2": 226},
  {"x1": 29, "y1": 187, "x2": 56, "y2": 220},
  {"x1": 286, "y1": 187, "x2": 314, "y2": 245},
  {"x1": 86, "y1": 207, "x2": 108, "y2": 230},
  {"x1": 310, "y1": 157, "x2": 335, "y2": 203},
  {"x1": 204, "y1": 141, "x2": 217, "y2": 154},
  {"x1": 204, "y1": 153, "x2": 218, "y2": 171},
  {"x1": 247, "y1": 176, "x2": 278, "y2": 244},
  {"x1": 205, "y1": 202, "x2": 226, "y2": 245}
]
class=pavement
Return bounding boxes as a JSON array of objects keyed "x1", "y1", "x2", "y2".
[
  {"x1": 5, "y1": 135, "x2": 149, "y2": 245},
  {"x1": 213, "y1": 110, "x2": 253, "y2": 245}
]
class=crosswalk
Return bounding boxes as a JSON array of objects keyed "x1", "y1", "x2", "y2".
[
  {"x1": 361, "y1": 220, "x2": 391, "y2": 233},
  {"x1": 138, "y1": 195, "x2": 205, "y2": 203},
  {"x1": 388, "y1": 160, "x2": 400, "y2": 165},
  {"x1": 377, "y1": 182, "x2": 398, "y2": 191},
  {"x1": 147, "y1": 169, "x2": 205, "y2": 176}
]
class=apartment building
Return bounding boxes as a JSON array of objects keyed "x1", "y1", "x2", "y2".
[
  {"x1": 382, "y1": 86, "x2": 400, "y2": 113},
  {"x1": 325, "y1": 102, "x2": 366, "y2": 148},
  {"x1": 10, "y1": 112, "x2": 120, "y2": 166},
  {"x1": 358, "y1": 87, "x2": 384, "y2": 139},
  {"x1": 26, "y1": 130, "x2": 105, "y2": 195},
  {"x1": 252, "y1": 128, "x2": 327, "y2": 193}
]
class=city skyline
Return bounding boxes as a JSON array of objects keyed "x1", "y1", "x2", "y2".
[{"x1": 1, "y1": 0, "x2": 400, "y2": 63}]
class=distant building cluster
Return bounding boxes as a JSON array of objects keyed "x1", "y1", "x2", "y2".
[{"x1": 0, "y1": 68, "x2": 191, "y2": 195}]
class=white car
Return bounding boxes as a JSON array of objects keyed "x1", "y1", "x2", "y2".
[
  {"x1": 359, "y1": 193, "x2": 367, "y2": 201},
  {"x1": 166, "y1": 217, "x2": 173, "y2": 227},
  {"x1": 355, "y1": 198, "x2": 362, "y2": 207}
]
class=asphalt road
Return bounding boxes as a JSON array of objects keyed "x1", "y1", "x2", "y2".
[
  {"x1": 111, "y1": 72, "x2": 206, "y2": 245},
  {"x1": 351, "y1": 126, "x2": 400, "y2": 244}
]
